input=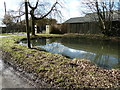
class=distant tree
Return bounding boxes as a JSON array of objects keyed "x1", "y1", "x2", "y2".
[
  {"x1": 82, "y1": 0, "x2": 120, "y2": 36},
  {"x1": 2, "y1": 14, "x2": 14, "y2": 26},
  {"x1": 2, "y1": 12, "x2": 26, "y2": 33},
  {"x1": 35, "y1": 18, "x2": 57, "y2": 25}
]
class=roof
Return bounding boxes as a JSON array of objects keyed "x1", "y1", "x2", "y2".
[
  {"x1": 64, "y1": 17, "x2": 98, "y2": 24},
  {"x1": 64, "y1": 11, "x2": 119, "y2": 24}
]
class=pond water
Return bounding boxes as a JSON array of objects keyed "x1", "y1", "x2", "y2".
[{"x1": 20, "y1": 38, "x2": 120, "y2": 69}]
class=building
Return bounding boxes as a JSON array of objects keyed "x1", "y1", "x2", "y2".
[
  {"x1": 64, "y1": 11, "x2": 120, "y2": 35},
  {"x1": 64, "y1": 16, "x2": 101, "y2": 34}
]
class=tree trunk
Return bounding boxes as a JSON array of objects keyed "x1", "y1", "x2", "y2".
[
  {"x1": 31, "y1": 16, "x2": 35, "y2": 35},
  {"x1": 25, "y1": 0, "x2": 31, "y2": 48},
  {"x1": 30, "y1": 10, "x2": 35, "y2": 36}
]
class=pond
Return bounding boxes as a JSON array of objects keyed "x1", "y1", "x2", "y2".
[{"x1": 20, "y1": 38, "x2": 120, "y2": 69}]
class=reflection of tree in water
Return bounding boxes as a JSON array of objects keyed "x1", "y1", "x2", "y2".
[
  {"x1": 113, "y1": 58, "x2": 120, "y2": 69},
  {"x1": 30, "y1": 38, "x2": 46, "y2": 46},
  {"x1": 92, "y1": 53, "x2": 110, "y2": 69},
  {"x1": 20, "y1": 38, "x2": 119, "y2": 69},
  {"x1": 92, "y1": 52, "x2": 120, "y2": 69},
  {"x1": 91, "y1": 44, "x2": 117, "y2": 69}
]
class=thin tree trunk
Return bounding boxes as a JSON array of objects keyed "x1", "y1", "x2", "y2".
[
  {"x1": 30, "y1": 9, "x2": 36, "y2": 36},
  {"x1": 31, "y1": 16, "x2": 35, "y2": 35},
  {"x1": 25, "y1": 0, "x2": 31, "y2": 48}
]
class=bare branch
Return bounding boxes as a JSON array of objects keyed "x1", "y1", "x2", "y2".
[
  {"x1": 28, "y1": 0, "x2": 39, "y2": 9},
  {"x1": 34, "y1": 2, "x2": 59, "y2": 20}
]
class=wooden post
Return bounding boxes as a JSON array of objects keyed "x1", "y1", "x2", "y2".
[{"x1": 25, "y1": 0, "x2": 31, "y2": 48}]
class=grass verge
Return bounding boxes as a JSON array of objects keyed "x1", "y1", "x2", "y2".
[
  {"x1": 0, "y1": 34, "x2": 120, "y2": 88},
  {"x1": 35, "y1": 33, "x2": 120, "y2": 42},
  {"x1": 0, "y1": 32, "x2": 26, "y2": 35}
]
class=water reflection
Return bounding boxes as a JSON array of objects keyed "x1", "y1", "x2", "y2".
[{"x1": 20, "y1": 38, "x2": 120, "y2": 69}]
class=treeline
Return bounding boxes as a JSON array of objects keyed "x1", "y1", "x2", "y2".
[{"x1": 2, "y1": 23, "x2": 26, "y2": 33}]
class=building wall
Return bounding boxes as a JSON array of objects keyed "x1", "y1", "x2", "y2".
[{"x1": 67, "y1": 22, "x2": 101, "y2": 34}]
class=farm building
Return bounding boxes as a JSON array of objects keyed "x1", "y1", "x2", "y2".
[
  {"x1": 64, "y1": 12, "x2": 120, "y2": 35},
  {"x1": 64, "y1": 16, "x2": 101, "y2": 34}
]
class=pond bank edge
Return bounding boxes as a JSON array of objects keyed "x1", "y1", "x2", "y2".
[{"x1": 1, "y1": 34, "x2": 120, "y2": 88}]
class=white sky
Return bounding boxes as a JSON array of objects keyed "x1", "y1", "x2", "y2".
[
  {"x1": 0, "y1": 0, "x2": 119, "y2": 25},
  {"x1": 0, "y1": 0, "x2": 85, "y2": 25}
]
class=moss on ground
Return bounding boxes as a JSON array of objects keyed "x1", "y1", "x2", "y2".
[{"x1": 0, "y1": 34, "x2": 120, "y2": 88}]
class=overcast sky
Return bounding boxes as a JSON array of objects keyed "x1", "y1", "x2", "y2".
[
  {"x1": 0, "y1": 0, "x2": 85, "y2": 25},
  {"x1": 0, "y1": 0, "x2": 119, "y2": 25}
]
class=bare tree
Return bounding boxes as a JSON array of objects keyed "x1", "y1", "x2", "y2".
[
  {"x1": 2, "y1": 0, "x2": 64, "y2": 35},
  {"x1": 28, "y1": 0, "x2": 39, "y2": 35},
  {"x1": 2, "y1": 14, "x2": 14, "y2": 26},
  {"x1": 3, "y1": 2, "x2": 14, "y2": 26},
  {"x1": 28, "y1": 0, "x2": 63, "y2": 35},
  {"x1": 82, "y1": 0, "x2": 119, "y2": 36}
]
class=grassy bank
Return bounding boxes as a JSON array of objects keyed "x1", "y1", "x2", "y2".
[
  {"x1": 0, "y1": 34, "x2": 120, "y2": 88},
  {"x1": 0, "y1": 32, "x2": 26, "y2": 35},
  {"x1": 34, "y1": 33, "x2": 120, "y2": 42}
]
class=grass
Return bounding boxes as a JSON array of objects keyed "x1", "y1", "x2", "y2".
[
  {"x1": 35, "y1": 33, "x2": 120, "y2": 41},
  {"x1": 0, "y1": 32, "x2": 26, "y2": 35},
  {"x1": 0, "y1": 34, "x2": 120, "y2": 88}
]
